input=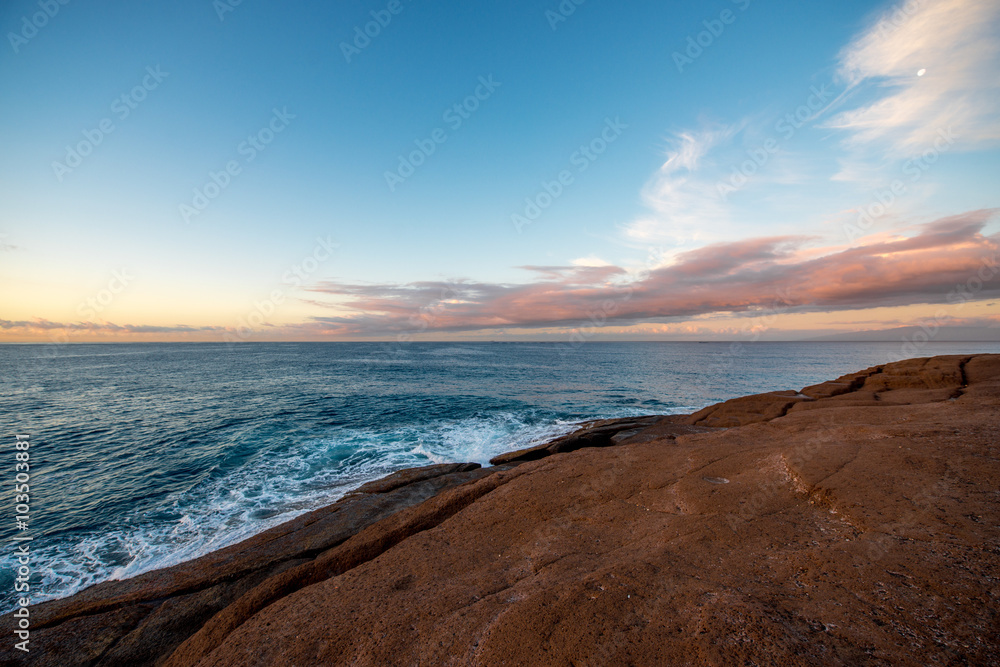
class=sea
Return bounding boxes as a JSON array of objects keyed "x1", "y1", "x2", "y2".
[{"x1": 2, "y1": 340, "x2": 999, "y2": 612}]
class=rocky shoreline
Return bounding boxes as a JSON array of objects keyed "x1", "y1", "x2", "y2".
[{"x1": 3, "y1": 354, "x2": 999, "y2": 666}]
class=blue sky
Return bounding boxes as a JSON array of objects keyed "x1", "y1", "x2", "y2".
[{"x1": 1, "y1": 0, "x2": 998, "y2": 341}]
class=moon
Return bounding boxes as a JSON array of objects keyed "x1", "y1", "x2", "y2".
[{"x1": 917, "y1": 68, "x2": 927, "y2": 76}]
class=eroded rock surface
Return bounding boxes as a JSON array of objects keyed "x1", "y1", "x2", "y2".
[
  {"x1": 4, "y1": 354, "x2": 998, "y2": 666},
  {"x1": 0, "y1": 463, "x2": 501, "y2": 667}
]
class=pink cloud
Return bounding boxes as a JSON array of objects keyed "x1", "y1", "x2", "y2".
[{"x1": 306, "y1": 210, "x2": 1000, "y2": 336}]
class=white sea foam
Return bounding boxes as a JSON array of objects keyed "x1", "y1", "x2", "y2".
[{"x1": 22, "y1": 412, "x2": 579, "y2": 610}]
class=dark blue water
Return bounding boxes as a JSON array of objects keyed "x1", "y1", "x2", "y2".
[{"x1": 2, "y1": 341, "x2": 999, "y2": 610}]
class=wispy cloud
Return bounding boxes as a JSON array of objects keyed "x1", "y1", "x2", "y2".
[
  {"x1": 0, "y1": 320, "x2": 227, "y2": 334},
  {"x1": 827, "y1": 0, "x2": 1000, "y2": 155},
  {"x1": 0, "y1": 233, "x2": 19, "y2": 252},
  {"x1": 626, "y1": 0, "x2": 1000, "y2": 245},
  {"x1": 304, "y1": 210, "x2": 999, "y2": 336},
  {"x1": 571, "y1": 256, "x2": 612, "y2": 268},
  {"x1": 624, "y1": 124, "x2": 741, "y2": 244}
]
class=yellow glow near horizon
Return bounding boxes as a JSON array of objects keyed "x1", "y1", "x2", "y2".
[{"x1": 11, "y1": 301, "x2": 994, "y2": 344}]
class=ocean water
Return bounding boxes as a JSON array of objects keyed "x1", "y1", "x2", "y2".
[{"x1": 2, "y1": 340, "x2": 999, "y2": 611}]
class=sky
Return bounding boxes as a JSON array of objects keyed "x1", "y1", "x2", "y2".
[{"x1": 1, "y1": 0, "x2": 998, "y2": 343}]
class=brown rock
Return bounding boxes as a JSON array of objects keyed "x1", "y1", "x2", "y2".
[
  {"x1": 0, "y1": 462, "x2": 497, "y2": 666},
  {"x1": 489, "y1": 415, "x2": 706, "y2": 465},
  {"x1": 5, "y1": 354, "x2": 999, "y2": 666},
  {"x1": 189, "y1": 354, "x2": 1000, "y2": 666},
  {"x1": 347, "y1": 462, "x2": 481, "y2": 495},
  {"x1": 10, "y1": 604, "x2": 155, "y2": 667},
  {"x1": 686, "y1": 389, "x2": 808, "y2": 427}
]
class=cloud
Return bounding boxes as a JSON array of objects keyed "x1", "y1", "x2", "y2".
[
  {"x1": 571, "y1": 256, "x2": 612, "y2": 268},
  {"x1": 626, "y1": 0, "x2": 1000, "y2": 245},
  {"x1": 304, "y1": 210, "x2": 1000, "y2": 336},
  {"x1": 624, "y1": 124, "x2": 741, "y2": 244},
  {"x1": 0, "y1": 320, "x2": 227, "y2": 334},
  {"x1": 7, "y1": 211, "x2": 997, "y2": 341},
  {"x1": 827, "y1": 0, "x2": 1000, "y2": 155}
]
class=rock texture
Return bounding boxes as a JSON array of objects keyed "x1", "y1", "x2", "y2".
[
  {"x1": 489, "y1": 416, "x2": 711, "y2": 465},
  {"x1": 0, "y1": 463, "x2": 499, "y2": 667},
  {"x1": 3, "y1": 354, "x2": 999, "y2": 666}
]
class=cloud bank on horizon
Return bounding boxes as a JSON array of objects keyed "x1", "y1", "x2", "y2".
[{"x1": 304, "y1": 211, "x2": 1000, "y2": 336}]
